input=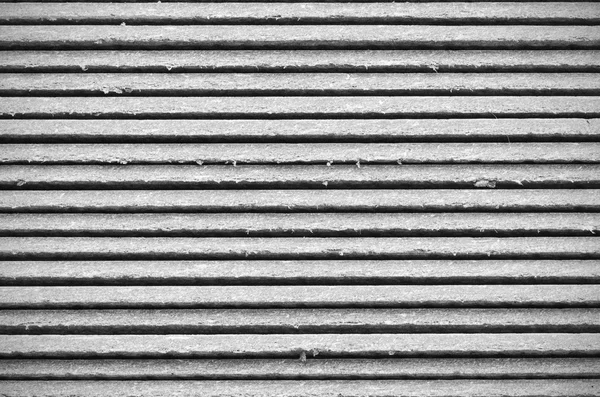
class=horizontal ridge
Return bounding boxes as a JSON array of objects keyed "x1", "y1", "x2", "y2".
[
  {"x1": 2, "y1": 308, "x2": 599, "y2": 334},
  {"x1": 2, "y1": 3, "x2": 599, "y2": 25},
  {"x1": 0, "y1": 213, "x2": 598, "y2": 237},
  {"x1": 2, "y1": 26, "x2": 599, "y2": 50},
  {"x1": 1, "y1": 284, "x2": 599, "y2": 309},
  {"x1": 2, "y1": 50, "x2": 599, "y2": 73}
]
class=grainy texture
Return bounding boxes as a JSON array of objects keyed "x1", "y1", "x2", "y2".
[
  {"x1": 3, "y1": 358, "x2": 600, "y2": 380},
  {"x1": 1, "y1": 380, "x2": 599, "y2": 397},
  {"x1": 4, "y1": 0, "x2": 599, "y2": 387},
  {"x1": 3, "y1": 143, "x2": 600, "y2": 164},
  {"x1": 1, "y1": 260, "x2": 598, "y2": 285},
  {"x1": 2, "y1": 190, "x2": 599, "y2": 212},
  {"x1": 4, "y1": 73, "x2": 600, "y2": 96},
  {"x1": 1, "y1": 213, "x2": 598, "y2": 237},
  {"x1": 1, "y1": 119, "x2": 599, "y2": 143},
  {"x1": 2, "y1": 3, "x2": 599, "y2": 25},
  {"x1": 2, "y1": 50, "x2": 598, "y2": 72},
  {"x1": 1, "y1": 285, "x2": 598, "y2": 308},
  {"x1": 1, "y1": 334, "x2": 599, "y2": 358},
  {"x1": 1, "y1": 237, "x2": 599, "y2": 260},
  {"x1": 2, "y1": 97, "x2": 600, "y2": 118},
  {"x1": 1, "y1": 165, "x2": 599, "y2": 189},
  {"x1": 2, "y1": 26, "x2": 599, "y2": 50},
  {"x1": 2, "y1": 309, "x2": 599, "y2": 334}
]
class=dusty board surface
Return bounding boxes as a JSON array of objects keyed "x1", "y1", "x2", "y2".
[
  {"x1": 1, "y1": 237, "x2": 600, "y2": 260},
  {"x1": 2, "y1": 3, "x2": 599, "y2": 25},
  {"x1": 2, "y1": 164, "x2": 599, "y2": 189},
  {"x1": 1, "y1": 259, "x2": 599, "y2": 285},
  {"x1": 2, "y1": 26, "x2": 600, "y2": 50},
  {"x1": 2, "y1": 96, "x2": 600, "y2": 118},
  {"x1": 1, "y1": 190, "x2": 600, "y2": 212},
  {"x1": 2, "y1": 0, "x2": 599, "y2": 393},
  {"x1": 3, "y1": 73, "x2": 600, "y2": 96},
  {"x1": 1, "y1": 213, "x2": 599, "y2": 236},
  {"x1": 3, "y1": 358, "x2": 600, "y2": 380},
  {"x1": 1, "y1": 119, "x2": 599, "y2": 143},
  {"x1": 3, "y1": 143, "x2": 600, "y2": 164},
  {"x1": 2, "y1": 308, "x2": 599, "y2": 333},
  {"x1": 1, "y1": 380, "x2": 600, "y2": 397},
  {"x1": 2, "y1": 285, "x2": 599, "y2": 308},
  {"x1": 2, "y1": 333, "x2": 600, "y2": 358},
  {"x1": 3, "y1": 50, "x2": 599, "y2": 72}
]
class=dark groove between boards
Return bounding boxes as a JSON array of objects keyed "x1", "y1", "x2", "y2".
[
  {"x1": 1, "y1": 374, "x2": 600, "y2": 381},
  {"x1": 3, "y1": 209, "x2": 600, "y2": 213},
  {"x1": 1, "y1": 231, "x2": 598, "y2": 237},
  {"x1": 3, "y1": 353, "x2": 600, "y2": 359},
  {"x1": 3, "y1": 254, "x2": 600, "y2": 260},
  {"x1": 2, "y1": 137, "x2": 599, "y2": 143},
  {"x1": 4, "y1": 45, "x2": 600, "y2": 51},
  {"x1": 2, "y1": 279, "x2": 600, "y2": 285},
  {"x1": 3, "y1": 69, "x2": 600, "y2": 73},
  {"x1": 4, "y1": 114, "x2": 600, "y2": 120},
  {"x1": 1, "y1": 302, "x2": 599, "y2": 309},
  {"x1": 3, "y1": 91, "x2": 600, "y2": 97},
  {"x1": 3, "y1": 186, "x2": 600, "y2": 191},
  {"x1": 3, "y1": 327, "x2": 600, "y2": 335},
  {"x1": 3, "y1": 138, "x2": 600, "y2": 143},
  {"x1": 3, "y1": 20, "x2": 600, "y2": 26},
  {"x1": 4, "y1": 161, "x2": 600, "y2": 166}
]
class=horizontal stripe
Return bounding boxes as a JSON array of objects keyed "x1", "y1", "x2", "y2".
[
  {"x1": 2, "y1": 190, "x2": 599, "y2": 213},
  {"x1": 1, "y1": 237, "x2": 599, "y2": 260},
  {"x1": 1, "y1": 260, "x2": 598, "y2": 285},
  {"x1": 2, "y1": 50, "x2": 598, "y2": 73},
  {"x1": 1, "y1": 26, "x2": 599, "y2": 50},
  {"x1": 0, "y1": 213, "x2": 598, "y2": 237},
  {"x1": 1, "y1": 119, "x2": 598, "y2": 143},
  {"x1": 0, "y1": 380, "x2": 599, "y2": 397},
  {"x1": 2, "y1": 309, "x2": 598, "y2": 334},
  {"x1": 2, "y1": 97, "x2": 599, "y2": 119},
  {"x1": 3, "y1": 73, "x2": 599, "y2": 96},
  {"x1": 1, "y1": 285, "x2": 598, "y2": 308},
  {"x1": 1, "y1": 334, "x2": 598, "y2": 358},
  {"x1": 2, "y1": 358, "x2": 599, "y2": 380},
  {"x1": 1, "y1": 165, "x2": 599, "y2": 189},
  {"x1": 3, "y1": 143, "x2": 599, "y2": 164},
  {"x1": 2, "y1": 3, "x2": 598, "y2": 25}
]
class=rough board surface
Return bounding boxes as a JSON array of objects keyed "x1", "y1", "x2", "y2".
[{"x1": 1, "y1": 1, "x2": 599, "y2": 395}]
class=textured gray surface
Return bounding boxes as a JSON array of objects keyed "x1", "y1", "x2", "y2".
[
  {"x1": 1, "y1": 213, "x2": 599, "y2": 236},
  {"x1": 3, "y1": 358, "x2": 600, "y2": 380},
  {"x1": 1, "y1": 119, "x2": 598, "y2": 142},
  {"x1": 1, "y1": 0, "x2": 598, "y2": 393},
  {"x1": 2, "y1": 309, "x2": 600, "y2": 334},
  {"x1": 2, "y1": 26, "x2": 599, "y2": 49},
  {"x1": 2, "y1": 334, "x2": 600, "y2": 358},
  {"x1": 1, "y1": 260, "x2": 598, "y2": 285},
  {"x1": 2, "y1": 96, "x2": 600, "y2": 118},
  {"x1": 2, "y1": 285, "x2": 599, "y2": 308},
  {"x1": 4, "y1": 143, "x2": 600, "y2": 164},
  {"x1": 2, "y1": 3, "x2": 599, "y2": 24},
  {"x1": 2, "y1": 50, "x2": 598, "y2": 72},
  {"x1": 2, "y1": 164, "x2": 599, "y2": 188},
  {"x1": 1, "y1": 237, "x2": 600, "y2": 260},
  {"x1": 1, "y1": 380, "x2": 600, "y2": 397},
  {"x1": 3, "y1": 73, "x2": 600, "y2": 96},
  {"x1": 2, "y1": 190, "x2": 600, "y2": 212}
]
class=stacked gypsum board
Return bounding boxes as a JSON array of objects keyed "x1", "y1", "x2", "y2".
[{"x1": 0, "y1": 1, "x2": 600, "y2": 396}]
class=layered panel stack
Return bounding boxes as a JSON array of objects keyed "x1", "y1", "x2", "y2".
[{"x1": 0, "y1": 1, "x2": 600, "y2": 396}]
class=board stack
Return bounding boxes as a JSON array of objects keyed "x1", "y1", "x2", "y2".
[{"x1": 0, "y1": 1, "x2": 599, "y2": 395}]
